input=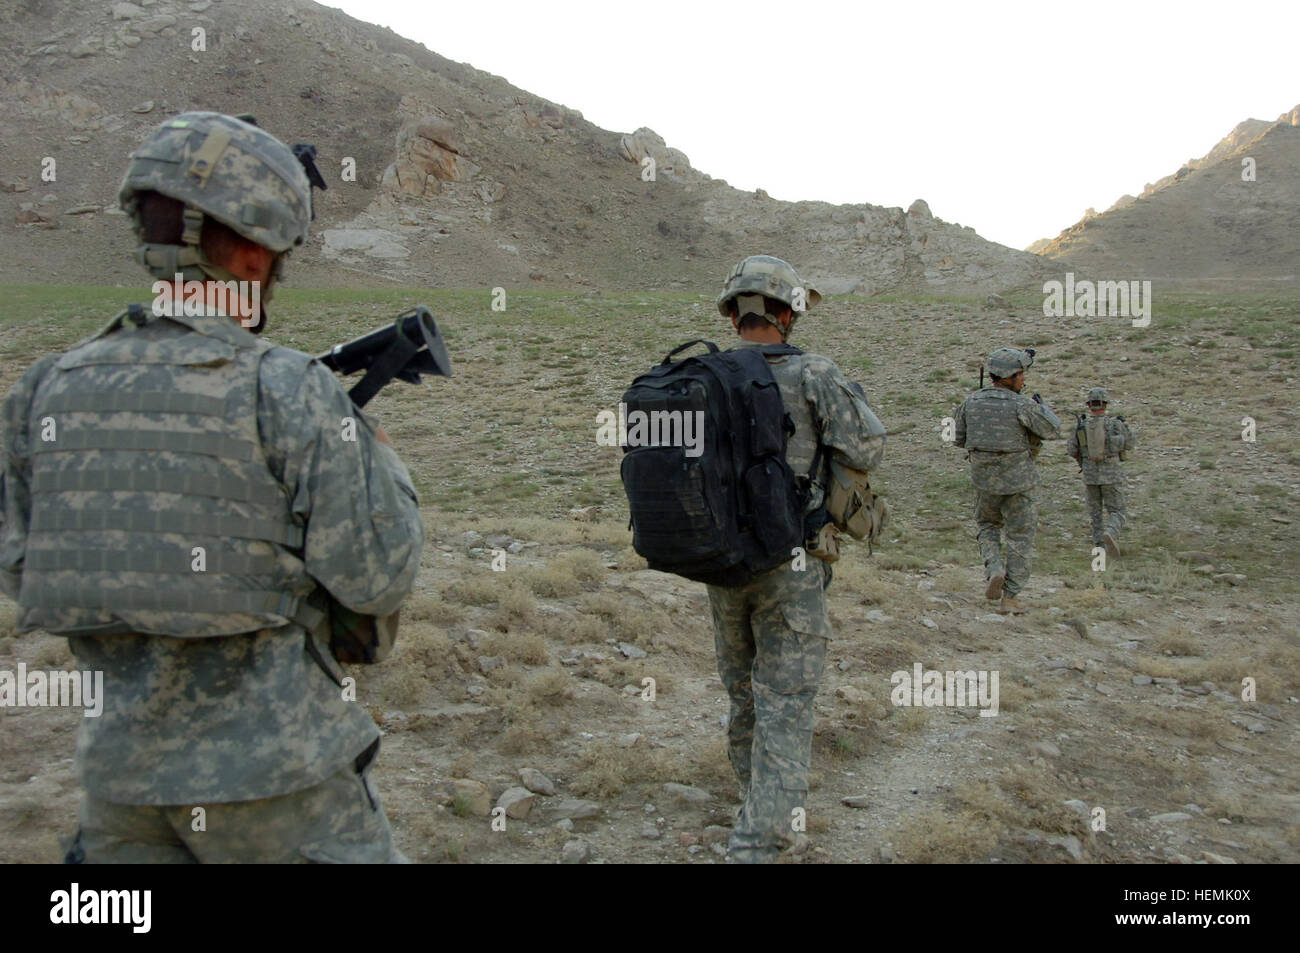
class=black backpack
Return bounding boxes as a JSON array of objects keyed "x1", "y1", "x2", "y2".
[{"x1": 620, "y1": 339, "x2": 806, "y2": 587}]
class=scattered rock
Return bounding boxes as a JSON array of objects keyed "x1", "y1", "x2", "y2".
[
  {"x1": 678, "y1": 832, "x2": 700, "y2": 847},
  {"x1": 553, "y1": 818, "x2": 574, "y2": 832},
  {"x1": 460, "y1": 530, "x2": 484, "y2": 550},
  {"x1": 561, "y1": 839, "x2": 590, "y2": 864},
  {"x1": 984, "y1": 293, "x2": 1008, "y2": 309},
  {"x1": 662, "y1": 782, "x2": 711, "y2": 804},
  {"x1": 519, "y1": 768, "x2": 556, "y2": 796},
  {"x1": 130, "y1": 100, "x2": 155, "y2": 114},
  {"x1": 449, "y1": 779, "x2": 492, "y2": 817},
  {"x1": 477, "y1": 655, "x2": 505, "y2": 674},
  {"x1": 616, "y1": 733, "x2": 642, "y2": 747},
  {"x1": 876, "y1": 846, "x2": 896, "y2": 863},
  {"x1": 1181, "y1": 804, "x2": 1204, "y2": 815},
  {"x1": 864, "y1": 609, "x2": 894, "y2": 624},
  {"x1": 506, "y1": 541, "x2": 524, "y2": 554},
  {"x1": 835, "y1": 685, "x2": 868, "y2": 704},
  {"x1": 134, "y1": 14, "x2": 179, "y2": 34},
  {"x1": 1, "y1": 177, "x2": 30, "y2": 193},
  {"x1": 1152, "y1": 677, "x2": 1180, "y2": 688},
  {"x1": 841, "y1": 795, "x2": 870, "y2": 809},
  {"x1": 1030, "y1": 741, "x2": 1061, "y2": 759},
  {"x1": 618, "y1": 642, "x2": 647, "y2": 659},
  {"x1": 1175, "y1": 551, "x2": 1215, "y2": 563},
  {"x1": 1202, "y1": 851, "x2": 1237, "y2": 864},
  {"x1": 641, "y1": 823, "x2": 661, "y2": 840},
  {"x1": 549, "y1": 799, "x2": 601, "y2": 821},
  {"x1": 1131, "y1": 675, "x2": 1153, "y2": 686},
  {"x1": 702, "y1": 825, "x2": 730, "y2": 846},
  {"x1": 496, "y1": 786, "x2": 535, "y2": 819},
  {"x1": 1048, "y1": 835, "x2": 1084, "y2": 861},
  {"x1": 1212, "y1": 573, "x2": 1246, "y2": 586},
  {"x1": 63, "y1": 203, "x2": 100, "y2": 215},
  {"x1": 112, "y1": 1, "x2": 145, "y2": 18},
  {"x1": 920, "y1": 617, "x2": 938, "y2": 629},
  {"x1": 1063, "y1": 799, "x2": 1089, "y2": 817},
  {"x1": 1149, "y1": 812, "x2": 1194, "y2": 824},
  {"x1": 1193, "y1": 564, "x2": 1216, "y2": 575},
  {"x1": 568, "y1": 505, "x2": 598, "y2": 521},
  {"x1": 16, "y1": 204, "x2": 55, "y2": 227}
]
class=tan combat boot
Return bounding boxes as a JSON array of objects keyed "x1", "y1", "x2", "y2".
[
  {"x1": 998, "y1": 595, "x2": 1028, "y2": 615},
  {"x1": 1102, "y1": 533, "x2": 1120, "y2": 558},
  {"x1": 985, "y1": 572, "x2": 1005, "y2": 601}
]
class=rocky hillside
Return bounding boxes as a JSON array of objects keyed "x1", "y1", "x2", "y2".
[
  {"x1": 1030, "y1": 105, "x2": 1300, "y2": 288},
  {"x1": 0, "y1": 0, "x2": 1050, "y2": 295}
]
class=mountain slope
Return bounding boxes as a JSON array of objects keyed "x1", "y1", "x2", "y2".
[{"x1": 0, "y1": 0, "x2": 1048, "y2": 295}]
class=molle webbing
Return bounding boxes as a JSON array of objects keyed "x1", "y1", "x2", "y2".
[
  {"x1": 26, "y1": 548, "x2": 279, "y2": 574},
  {"x1": 31, "y1": 468, "x2": 286, "y2": 507},
  {"x1": 39, "y1": 391, "x2": 230, "y2": 416},
  {"x1": 30, "y1": 508, "x2": 304, "y2": 547},
  {"x1": 18, "y1": 581, "x2": 321, "y2": 628},
  {"x1": 32, "y1": 429, "x2": 254, "y2": 460}
]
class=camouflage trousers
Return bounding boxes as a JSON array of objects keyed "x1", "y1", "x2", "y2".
[
  {"x1": 63, "y1": 744, "x2": 405, "y2": 863},
  {"x1": 708, "y1": 558, "x2": 831, "y2": 864},
  {"x1": 1085, "y1": 483, "x2": 1127, "y2": 543},
  {"x1": 974, "y1": 490, "x2": 1037, "y2": 598}
]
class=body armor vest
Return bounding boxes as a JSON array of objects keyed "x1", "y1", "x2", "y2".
[
  {"x1": 963, "y1": 388, "x2": 1031, "y2": 453},
  {"x1": 765, "y1": 352, "x2": 821, "y2": 512},
  {"x1": 1083, "y1": 415, "x2": 1107, "y2": 463},
  {"x1": 18, "y1": 309, "x2": 316, "y2": 637}
]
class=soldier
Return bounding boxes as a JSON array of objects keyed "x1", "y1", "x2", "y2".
[
  {"x1": 710, "y1": 256, "x2": 885, "y2": 863},
  {"x1": 1066, "y1": 387, "x2": 1133, "y2": 557},
  {"x1": 953, "y1": 347, "x2": 1060, "y2": 614},
  {"x1": 0, "y1": 112, "x2": 424, "y2": 862}
]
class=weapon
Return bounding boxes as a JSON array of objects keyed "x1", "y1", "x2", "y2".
[
  {"x1": 1073, "y1": 412, "x2": 1085, "y2": 471},
  {"x1": 979, "y1": 365, "x2": 984, "y2": 389},
  {"x1": 318, "y1": 306, "x2": 453, "y2": 408},
  {"x1": 291, "y1": 143, "x2": 327, "y2": 219}
]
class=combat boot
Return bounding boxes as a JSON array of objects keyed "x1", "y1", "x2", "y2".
[
  {"x1": 985, "y1": 572, "x2": 1005, "y2": 601},
  {"x1": 1102, "y1": 533, "x2": 1120, "y2": 558},
  {"x1": 998, "y1": 595, "x2": 1027, "y2": 615}
]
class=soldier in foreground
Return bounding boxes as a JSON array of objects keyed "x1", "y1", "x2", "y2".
[
  {"x1": 0, "y1": 112, "x2": 423, "y2": 862},
  {"x1": 953, "y1": 347, "x2": 1060, "y2": 614},
  {"x1": 1067, "y1": 387, "x2": 1133, "y2": 557},
  {"x1": 710, "y1": 256, "x2": 885, "y2": 863}
]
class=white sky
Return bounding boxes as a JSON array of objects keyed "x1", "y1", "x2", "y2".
[{"x1": 328, "y1": 0, "x2": 1299, "y2": 250}]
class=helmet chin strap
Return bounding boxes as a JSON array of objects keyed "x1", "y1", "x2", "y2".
[
  {"x1": 735, "y1": 293, "x2": 795, "y2": 341},
  {"x1": 133, "y1": 205, "x2": 279, "y2": 332}
]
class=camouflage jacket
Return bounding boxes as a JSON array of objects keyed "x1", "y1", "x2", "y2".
[
  {"x1": 0, "y1": 308, "x2": 424, "y2": 804},
  {"x1": 732, "y1": 341, "x2": 885, "y2": 513},
  {"x1": 1067, "y1": 413, "x2": 1133, "y2": 485},
  {"x1": 953, "y1": 386, "x2": 1060, "y2": 494}
]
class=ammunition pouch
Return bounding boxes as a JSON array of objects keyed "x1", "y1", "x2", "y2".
[{"x1": 306, "y1": 588, "x2": 399, "y2": 665}]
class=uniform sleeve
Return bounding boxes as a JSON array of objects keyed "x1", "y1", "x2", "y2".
[
  {"x1": 802, "y1": 357, "x2": 885, "y2": 471},
  {"x1": 1111, "y1": 418, "x2": 1133, "y2": 452},
  {"x1": 1018, "y1": 397, "x2": 1061, "y2": 440},
  {"x1": 953, "y1": 399, "x2": 967, "y2": 448},
  {"x1": 259, "y1": 353, "x2": 423, "y2": 617},
  {"x1": 0, "y1": 356, "x2": 58, "y2": 599}
]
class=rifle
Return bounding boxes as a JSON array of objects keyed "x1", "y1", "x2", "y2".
[
  {"x1": 979, "y1": 364, "x2": 984, "y2": 389},
  {"x1": 318, "y1": 306, "x2": 453, "y2": 408}
]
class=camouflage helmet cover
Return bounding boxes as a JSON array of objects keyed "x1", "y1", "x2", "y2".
[
  {"x1": 717, "y1": 255, "x2": 821, "y2": 318},
  {"x1": 986, "y1": 346, "x2": 1034, "y2": 377},
  {"x1": 118, "y1": 111, "x2": 312, "y2": 255},
  {"x1": 1086, "y1": 387, "x2": 1109, "y2": 404}
]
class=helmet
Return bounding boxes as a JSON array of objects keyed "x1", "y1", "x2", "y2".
[
  {"x1": 717, "y1": 255, "x2": 820, "y2": 340},
  {"x1": 1086, "y1": 387, "x2": 1109, "y2": 405},
  {"x1": 118, "y1": 112, "x2": 312, "y2": 282},
  {"x1": 986, "y1": 347, "x2": 1034, "y2": 378}
]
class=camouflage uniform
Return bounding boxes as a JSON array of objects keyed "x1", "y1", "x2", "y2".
[
  {"x1": 709, "y1": 257, "x2": 885, "y2": 864},
  {"x1": 953, "y1": 349, "x2": 1059, "y2": 602},
  {"x1": 1066, "y1": 388, "x2": 1133, "y2": 549},
  {"x1": 0, "y1": 113, "x2": 424, "y2": 863}
]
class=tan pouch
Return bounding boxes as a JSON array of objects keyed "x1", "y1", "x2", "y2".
[
  {"x1": 825, "y1": 459, "x2": 888, "y2": 542},
  {"x1": 806, "y1": 522, "x2": 841, "y2": 563}
]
